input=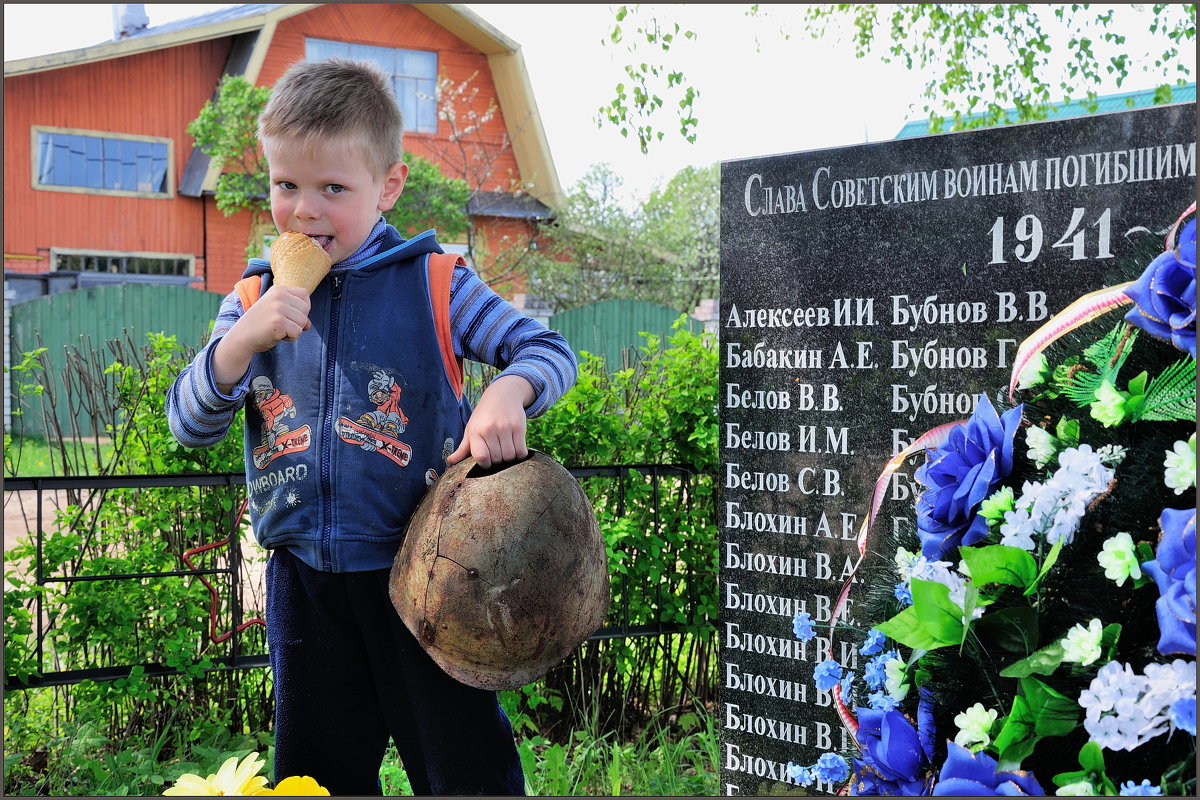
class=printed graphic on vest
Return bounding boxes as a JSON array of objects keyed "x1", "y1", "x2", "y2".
[
  {"x1": 337, "y1": 369, "x2": 413, "y2": 467},
  {"x1": 425, "y1": 437, "x2": 456, "y2": 486},
  {"x1": 250, "y1": 375, "x2": 312, "y2": 469}
]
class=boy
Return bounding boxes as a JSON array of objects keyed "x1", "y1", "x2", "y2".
[{"x1": 166, "y1": 58, "x2": 577, "y2": 795}]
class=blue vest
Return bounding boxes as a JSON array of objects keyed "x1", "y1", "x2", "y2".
[{"x1": 238, "y1": 229, "x2": 470, "y2": 572}]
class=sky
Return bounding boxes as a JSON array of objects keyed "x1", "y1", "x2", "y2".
[{"x1": 3, "y1": 4, "x2": 1191, "y2": 206}]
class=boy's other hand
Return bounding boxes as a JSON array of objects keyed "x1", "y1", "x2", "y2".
[{"x1": 447, "y1": 375, "x2": 535, "y2": 469}]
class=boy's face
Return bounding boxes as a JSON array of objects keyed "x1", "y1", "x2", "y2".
[{"x1": 264, "y1": 135, "x2": 407, "y2": 265}]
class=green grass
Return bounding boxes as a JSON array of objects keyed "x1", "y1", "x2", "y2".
[
  {"x1": 5, "y1": 703, "x2": 718, "y2": 796},
  {"x1": 4, "y1": 435, "x2": 114, "y2": 477},
  {"x1": 378, "y1": 712, "x2": 719, "y2": 796}
]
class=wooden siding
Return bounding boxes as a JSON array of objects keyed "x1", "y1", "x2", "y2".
[
  {"x1": 3, "y1": 39, "x2": 230, "y2": 275},
  {"x1": 262, "y1": 5, "x2": 521, "y2": 192},
  {"x1": 205, "y1": 203, "x2": 262, "y2": 295}
]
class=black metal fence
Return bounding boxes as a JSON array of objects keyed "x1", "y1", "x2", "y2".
[{"x1": 4, "y1": 464, "x2": 714, "y2": 691}]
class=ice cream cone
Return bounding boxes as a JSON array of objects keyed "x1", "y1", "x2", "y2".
[{"x1": 270, "y1": 232, "x2": 332, "y2": 293}]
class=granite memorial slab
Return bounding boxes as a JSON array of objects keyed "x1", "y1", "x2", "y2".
[{"x1": 718, "y1": 102, "x2": 1197, "y2": 796}]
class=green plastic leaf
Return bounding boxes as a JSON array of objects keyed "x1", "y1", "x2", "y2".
[
  {"x1": 993, "y1": 695, "x2": 1035, "y2": 768},
  {"x1": 912, "y1": 578, "x2": 968, "y2": 640},
  {"x1": 1000, "y1": 640, "x2": 1065, "y2": 678},
  {"x1": 961, "y1": 545, "x2": 1038, "y2": 589},
  {"x1": 1024, "y1": 537, "x2": 1066, "y2": 596},
  {"x1": 973, "y1": 606, "x2": 1040, "y2": 654},
  {"x1": 994, "y1": 677, "x2": 1080, "y2": 769},
  {"x1": 1054, "y1": 416, "x2": 1080, "y2": 447},
  {"x1": 1021, "y1": 676, "x2": 1079, "y2": 737}
]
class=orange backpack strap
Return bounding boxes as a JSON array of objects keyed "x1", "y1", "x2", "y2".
[
  {"x1": 428, "y1": 252, "x2": 465, "y2": 399},
  {"x1": 235, "y1": 276, "x2": 263, "y2": 311}
]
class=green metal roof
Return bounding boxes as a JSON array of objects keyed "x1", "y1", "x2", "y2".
[{"x1": 895, "y1": 82, "x2": 1197, "y2": 138}]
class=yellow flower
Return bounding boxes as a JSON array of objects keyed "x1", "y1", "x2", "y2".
[
  {"x1": 260, "y1": 775, "x2": 331, "y2": 796},
  {"x1": 164, "y1": 752, "x2": 270, "y2": 796}
]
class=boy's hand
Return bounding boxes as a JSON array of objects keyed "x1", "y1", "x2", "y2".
[
  {"x1": 447, "y1": 375, "x2": 535, "y2": 469},
  {"x1": 213, "y1": 285, "x2": 312, "y2": 391}
]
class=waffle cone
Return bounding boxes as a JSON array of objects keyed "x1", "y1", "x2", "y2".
[{"x1": 271, "y1": 232, "x2": 332, "y2": 292}]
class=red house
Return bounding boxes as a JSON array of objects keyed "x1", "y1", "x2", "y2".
[{"x1": 3, "y1": 3, "x2": 563, "y2": 296}]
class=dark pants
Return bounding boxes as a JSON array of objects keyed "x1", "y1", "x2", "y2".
[{"x1": 266, "y1": 547, "x2": 526, "y2": 796}]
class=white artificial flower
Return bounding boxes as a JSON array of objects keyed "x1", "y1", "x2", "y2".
[
  {"x1": 1097, "y1": 533, "x2": 1142, "y2": 586},
  {"x1": 1025, "y1": 425, "x2": 1059, "y2": 469},
  {"x1": 1163, "y1": 433, "x2": 1197, "y2": 495},
  {"x1": 1000, "y1": 447, "x2": 1115, "y2": 549},
  {"x1": 1016, "y1": 352, "x2": 1049, "y2": 390},
  {"x1": 953, "y1": 703, "x2": 999, "y2": 751},
  {"x1": 1061, "y1": 618, "x2": 1104, "y2": 666},
  {"x1": 893, "y1": 546, "x2": 919, "y2": 579},
  {"x1": 883, "y1": 657, "x2": 909, "y2": 702},
  {"x1": 1057, "y1": 780, "x2": 1099, "y2": 795}
]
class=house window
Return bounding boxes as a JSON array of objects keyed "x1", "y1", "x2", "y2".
[
  {"x1": 306, "y1": 39, "x2": 438, "y2": 133},
  {"x1": 52, "y1": 248, "x2": 192, "y2": 276},
  {"x1": 32, "y1": 126, "x2": 172, "y2": 198}
]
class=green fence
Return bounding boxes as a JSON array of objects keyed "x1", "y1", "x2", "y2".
[
  {"x1": 550, "y1": 299, "x2": 701, "y2": 369},
  {"x1": 8, "y1": 283, "x2": 224, "y2": 437}
]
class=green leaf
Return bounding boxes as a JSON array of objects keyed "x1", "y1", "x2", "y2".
[
  {"x1": 961, "y1": 545, "x2": 1038, "y2": 589},
  {"x1": 1054, "y1": 416, "x2": 1080, "y2": 447},
  {"x1": 1021, "y1": 676, "x2": 1079, "y2": 737},
  {"x1": 876, "y1": 580, "x2": 964, "y2": 649},
  {"x1": 1000, "y1": 640, "x2": 1065, "y2": 678},
  {"x1": 993, "y1": 695, "x2": 1035, "y2": 767},
  {"x1": 975, "y1": 606, "x2": 1040, "y2": 654},
  {"x1": 994, "y1": 677, "x2": 1080, "y2": 769},
  {"x1": 1024, "y1": 537, "x2": 1066, "y2": 595}
]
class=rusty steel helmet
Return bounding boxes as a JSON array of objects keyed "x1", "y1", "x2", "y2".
[{"x1": 389, "y1": 450, "x2": 609, "y2": 690}]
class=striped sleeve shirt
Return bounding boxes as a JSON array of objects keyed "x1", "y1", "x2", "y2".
[{"x1": 165, "y1": 264, "x2": 577, "y2": 449}]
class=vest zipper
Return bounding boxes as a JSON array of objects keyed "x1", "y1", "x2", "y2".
[{"x1": 320, "y1": 273, "x2": 344, "y2": 569}]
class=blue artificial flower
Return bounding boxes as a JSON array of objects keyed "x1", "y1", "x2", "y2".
[
  {"x1": 814, "y1": 659, "x2": 842, "y2": 692},
  {"x1": 793, "y1": 610, "x2": 816, "y2": 642},
  {"x1": 1142, "y1": 507, "x2": 1197, "y2": 656},
  {"x1": 787, "y1": 761, "x2": 814, "y2": 787},
  {"x1": 916, "y1": 687, "x2": 937, "y2": 767},
  {"x1": 1124, "y1": 217, "x2": 1197, "y2": 357},
  {"x1": 931, "y1": 742, "x2": 1044, "y2": 796},
  {"x1": 861, "y1": 628, "x2": 887, "y2": 656},
  {"x1": 1119, "y1": 779, "x2": 1164, "y2": 796},
  {"x1": 839, "y1": 670, "x2": 856, "y2": 703},
  {"x1": 848, "y1": 706, "x2": 933, "y2": 796},
  {"x1": 914, "y1": 394, "x2": 1023, "y2": 560},
  {"x1": 868, "y1": 690, "x2": 899, "y2": 712},
  {"x1": 865, "y1": 650, "x2": 898, "y2": 692},
  {"x1": 1169, "y1": 695, "x2": 1196, "y2": 735},
  {"x1": 894, "y1": 582, "x2": 914, "y2": 605},
  {"x1": 813, "y1": 752, "x2": 850, "y2": 784}
]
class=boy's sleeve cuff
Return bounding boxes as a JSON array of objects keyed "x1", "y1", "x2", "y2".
[
  {"x1": 201, "y1": 337, "x2": 252, "y2": 405},
  {"x1": 497, "y1": 365, "x2": 551, "y2": 418}
]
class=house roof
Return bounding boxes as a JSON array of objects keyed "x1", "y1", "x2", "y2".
[
  {"x1": 895, "y1": 82, "x2": 1198, "y2": 138},
  {"x1": 3, "y1": 3, "x2": 564, "y2": 208}
]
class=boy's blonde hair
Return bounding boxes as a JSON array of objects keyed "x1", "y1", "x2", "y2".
[{"x1": 258, "y1": 58, "x2": 405, "y2": 177}]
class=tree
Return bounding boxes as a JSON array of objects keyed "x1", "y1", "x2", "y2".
[
  {"x1": 416, "y1": 73, "x2": 545, "y2": 294},
  {"x1": 597, "y1": 4, "x2": 1197, "y2": 150},
  {"x1": 527, "y1": 162, "x2": 717, "y2": 313}
]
